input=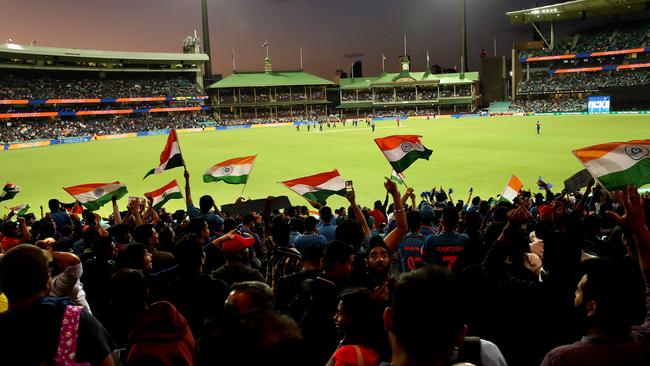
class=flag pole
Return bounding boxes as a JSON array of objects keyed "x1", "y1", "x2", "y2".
[{"x1": 239, "y1": 155, "x2": 258, "y2": 198}]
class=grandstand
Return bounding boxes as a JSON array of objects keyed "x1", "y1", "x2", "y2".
[
  {"x1": 206, "y1": 54, "x2": 333, "y2": 124},
  {"x1": 338, "y1": 55, "x2": 479, "y2": 117},
  {"x1": 507, "y1": 0, "x2": 650, "y2": 113},
  {"x1": 0, "y1": 41, "x2": 215, "y2": 144}
]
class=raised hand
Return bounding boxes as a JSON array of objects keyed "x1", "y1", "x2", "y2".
[{"x1": 607, "y1": 185, "x2": 646, "y2": 229}]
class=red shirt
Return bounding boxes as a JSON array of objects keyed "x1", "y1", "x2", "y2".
[
  {"x1": 1, "y1": 236, "x2": 20, "y2": 252},
  {"x1": 330, "y1": 345, "x2": 379, "y2": 366}
]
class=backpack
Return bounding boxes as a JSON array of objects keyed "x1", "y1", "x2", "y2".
[{"x1": 55, "y1": 305, "x2": 91, "y2": 366}]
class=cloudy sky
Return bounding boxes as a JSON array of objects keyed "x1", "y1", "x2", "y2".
[{"x1": 1, "y1": 0, "x2": 560, "y2": 78}]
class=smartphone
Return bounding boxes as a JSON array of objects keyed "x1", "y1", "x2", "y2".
[
  {"x1": 448, "y1": 188, "x2": 454, "y2": 194},
  {"x1": 345, "y1": 180, "x2": 353, "y2": 194},
  {"x1": 469, "y1": 187, "x2": 473, "y2": 193}
]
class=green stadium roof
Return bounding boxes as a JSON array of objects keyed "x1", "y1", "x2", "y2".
[
  {"x1": 207, "y1": 70, "x2": 334, "y2": 89},
  {"x1": 339, "y1": 71, "x2": 479, "y2": 90},
  {"x1": 507, "y1": 0, "x2": 647, "y2": 24}
]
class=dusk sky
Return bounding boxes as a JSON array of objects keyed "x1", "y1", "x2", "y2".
[{"x1": 1, "y1": 0, "x2": 559, "y2": 78}]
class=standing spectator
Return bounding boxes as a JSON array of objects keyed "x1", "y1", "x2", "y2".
[{"x1": 421, "y1": 207, "x2": 469, "y2": 273}]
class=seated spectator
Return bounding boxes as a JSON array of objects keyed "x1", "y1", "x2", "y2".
[
  {"x1": 110, "y1": 268, "x2": 194, "y2": 366},
  {"x1": 0, "y1": 244, "x2": 116, "y2": 365}
]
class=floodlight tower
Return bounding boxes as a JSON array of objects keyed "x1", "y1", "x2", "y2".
[
  {"x1": 201, "y1": 0, "x2": 213, "y2": 77},
  {"x1": 460, "y1": 0, "x2": 468, "y2": 77}
]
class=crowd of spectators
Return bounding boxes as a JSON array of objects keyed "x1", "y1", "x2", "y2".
[
  {"x1": 510, "y1": 97, "x2": 587, "y2": 113},
  {"x1": 518, "y1": 70, "x2": 650, "y2": 94},
  {"x1": 1, "y1": 166, "x2": 650, "y2": 366},
  {"x1": 0, "y1": 72, "x2": 201, "y2": 100},
  {"x1": 523, "y1": 21, "x2": 650, "y2": 58},
  {"x1": 341, "y1": 88, "x2": 469, "y2": 103},
  {"x1": 0, "y1": 112, "x2": 214, "y2": 144},
  {"x1": 228, "y1": 90, "x2": 325, "y2": 104}
]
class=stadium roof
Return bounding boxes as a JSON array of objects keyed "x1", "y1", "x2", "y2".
[
  {"x1": 206, "y1": 71, "x2": 334, "y2": 89},
  {"x1": 506, "y1": 0, "x2": 648, "y2": 24},
  {"x1": 0, "y1": 43, "x2": 208, "y2": 64},
  {"x1": 339, "y1": 71, "x2": 479, "y2": 90}
]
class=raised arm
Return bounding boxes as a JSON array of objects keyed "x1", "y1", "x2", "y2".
[
  {"x1": 607, "y1": 186, "x2": 650, "y2": 270},
  {"x1": 345, "y1": 190, "x2": 371, "y2": 238},
  {"x1": 184, "y1": 169, "x2": 193, "y2": 206},
  {"x1": 384, "y1": 178, "x2": 407, "y2": 252},
  {"x1": 111, "y1": 195, "x2": 122, "y2": 225}
]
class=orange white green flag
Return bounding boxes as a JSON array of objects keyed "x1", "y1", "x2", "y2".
[
  {"x1": 374, "y1": 135, "x2": 432, "y2": 173},
  {"x1": 144, "y1": 180, "x2": 183, "y2": 210},
  {"x1": 573, "y1": 139, "x2": 650, "y2": 191},
  {"x1": 280, "y1": 169, "x2": 346, "y2": 204},
  {"x1": 144, "y1": 129, "x2": 184, "y2": 179},
  {"x1": 500, "y1": 175, "x2": 523, "y2": 203},
  {"x1": 63, "y1": 181, "x2": 127, "y2": 211},
  {"x1": 203, "y1": 155, "x2": 257, "y2": 184}
]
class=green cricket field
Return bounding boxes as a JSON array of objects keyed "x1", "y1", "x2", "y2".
[{"x1": 1, "y1": 114, "x2": 648, "y2": 215}]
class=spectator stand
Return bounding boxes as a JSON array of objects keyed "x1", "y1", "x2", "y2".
[
  {"x1": 206, "y1": 54, "x2": 333, "y2": 124},
  {"x1": 338, "y1": 55, "x2": 479, "y2": 118}
]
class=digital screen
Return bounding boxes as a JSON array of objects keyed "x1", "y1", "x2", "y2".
[{"x1": 588, "y1": 96, "x2": 610, "y2": 114}]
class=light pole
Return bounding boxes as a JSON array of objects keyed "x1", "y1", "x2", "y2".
[{"x1": 201, "y1": 0, "x2": 213, "y2": 78}]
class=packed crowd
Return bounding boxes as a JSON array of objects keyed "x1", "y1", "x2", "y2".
[
  {"x1": 517, "y1": 70, "x2": 650, "y2": 94},
  {"x1": 1, "y1": 170, "x2": 649, "y2": 366},
  {"x1": 0, "y1": 72, "x2": 201, "y2": 100},
  {"x1": 509, "y1": 98, "x2": 587, "y2": 113},
  {"x1": 224, "y1": 90, "x2": 326, "y2": 104},
  {"x1": 524, "y1": 21, "x2": 650, "y2": 58},
  {"x1": 0, "y1": 112, "x2": 214, "y2": 144}
]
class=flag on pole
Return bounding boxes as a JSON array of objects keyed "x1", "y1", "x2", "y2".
[
  {"x1": 203, "y1": 155, "x2": 256, "y2": 184},
  {"x1": 144, "y1": 130, "x2": 184, "y2": 179},
  {"x1": 499, "y1": 175, "x2": 523, "y2": 203},
  {"x1": 390, "y1": 170, "x2": 406, "y2": 186},
  {"x1": 374, "y1": 135, "x2": 433, "y2": 173},
  {"x1": 0, "y1": 183, "x2": 20, "y2": 202},
  {"x1": 280, "y1": 169, "x2": 346, "y2": 204},
  {"x1": 61, "y1": 201, "x2": 84, "y2": 214},
  {"x1": 63, "y1": 182, "x2": 128, "y2": 211},
  {"x1": 6, "y1": 203, "x2": 29, "y2": 216},
  {"x1": 573, "y1": 139, "x2": 650, "y2": 191},
  {"x1": 144, "y1": 180, "x2": 183, "y2": 210}
]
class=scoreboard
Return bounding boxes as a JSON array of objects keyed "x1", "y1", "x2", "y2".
[{"x1": 588, "y1": 96, "x2": 611, "y2": 114}]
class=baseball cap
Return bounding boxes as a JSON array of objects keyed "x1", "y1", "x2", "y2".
[{"x1": 222, "y1": 234, "x2": 255, "y2": 254}]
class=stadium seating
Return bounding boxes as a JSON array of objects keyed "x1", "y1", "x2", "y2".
[
  {"x1": 488, "y1": 101, "x2": 512, "y2": 113},
  {"x1": 517, "y1": 70, "x2": 650, "y2": 94}
]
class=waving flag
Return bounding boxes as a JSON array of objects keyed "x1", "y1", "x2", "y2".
[
  {"x1": 144, "y1": 180, "x2": 183, "y2": 210},
  {"x1": 6, "y1": 203, "x2": 29, "y2": 216},
  {"x1": 374, "y1": 135, "x2": 432, "y2": 173},
  {"x1": 144, "y1": 130, "x2": 184, "y2": 179},
  {"x1": 203, "y1": 155, "x2": 256, "y2": 184},
  {"x1": 280, "y1": 169, "x2": 346, "y2": 204},
  {"x1": 63, "y1": 182, "x2": 127, "y2": 211},
  {"x1": 390, "y1": 170, "x2": 406, "y2": 186},
  {"x1": 500, "y1": 175, "x2": 523, "y2": 203},
  {"x1": 0, "y1": 183, "x2": 20, "y2": 202},
  {"x1": 573, "y1": 139, "x2": 650, "y2": 190}
]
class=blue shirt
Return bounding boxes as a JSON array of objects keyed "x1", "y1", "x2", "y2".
[
  {"x1": 317, "y1": 222, "x2": 337, "y2": 242},
  {"x1": 51, "y1": 210, "x2": 72, "y2": 231},
  {"x1": 293, "y1": 233, "x2": 328, "y2": 253},
  {"x1": 397, "y1": 232, "x2": 426, "y2": 272},
  {"x1": 422, "y1": 231, "x2": 470, "y2": 270},
  {"x1": 187, "y1": 202, "x2": 223, "y2": 234}
]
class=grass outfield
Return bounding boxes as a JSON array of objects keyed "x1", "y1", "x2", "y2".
[{"x1": 1, "y1": 114, "x2": 649, "y2": 215}]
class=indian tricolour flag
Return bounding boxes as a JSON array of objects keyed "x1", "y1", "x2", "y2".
[
  {"x1": 203, "y1": 155, "x2": 256, "y2": 184},
  {"x1": 374, "y1": 135, "x2": 432, "y2": 173},
  {"x1": 574, "y1": 140, "x2": 650, "y2": 191},
  {"x1": 391, "y1": 170, "x2": 406, "y2": 186},
  {"x1": 281, "y1": 169, "x2": 346, "y2": 204},
  {"x1": 144, "y1": 130, "x2": 184, "y2": 179},
  {"x1": 145, "y1": 180, "x2": 183, "y2": 210},
  {"x1": 63, "y1": 181, "x2": 128, "y2": 211},
  {"x1": 6, "y1": 203, "x2": 29, "y2": 216},
  {"x1": 500, "y1": 175, "x2": 523, "y2": 203}
]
